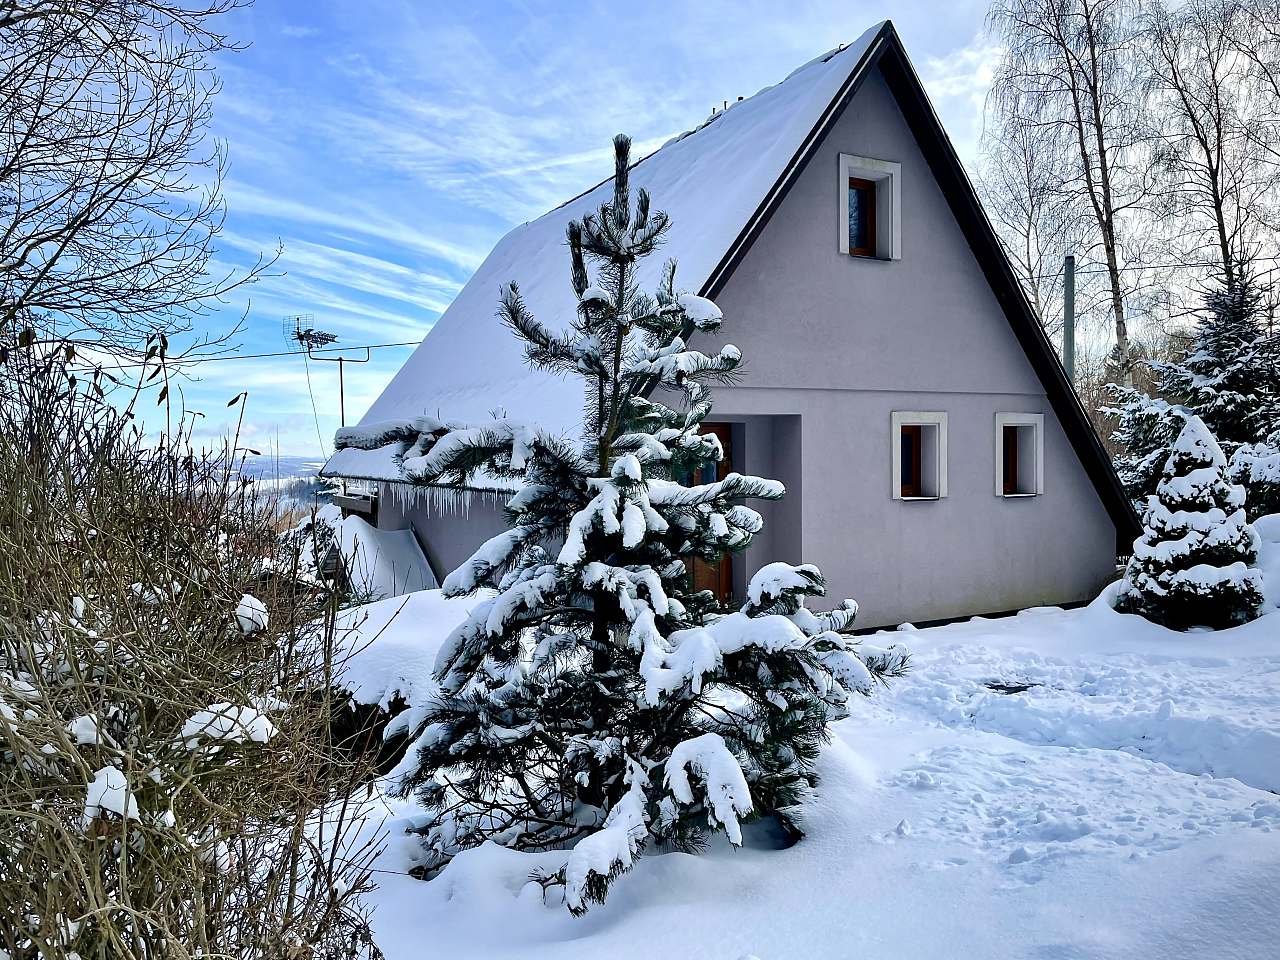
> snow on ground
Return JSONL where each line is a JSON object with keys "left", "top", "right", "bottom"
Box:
{"left": 305, "top": 503, "right": 440, "bottom": 600}
{"left": 336, "top": 513, "right": 439, "bottom": 598}
{"left": 348, "top": 520, "right": 1280, "bottom": 959}
{"left": 336, "top": 588, "right": 485, "bottom": 711}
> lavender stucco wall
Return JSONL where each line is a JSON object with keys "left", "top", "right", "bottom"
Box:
{"left": 375, "top": 485, "right": 510, "bottom": 585}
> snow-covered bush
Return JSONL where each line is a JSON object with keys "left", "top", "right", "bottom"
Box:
{"left": 0, "top": 346, "right": 384, "bottom": 958}
{"left": 1116, "top": 415, "right": 1264, "bottom": 629}
{"left": 394, "top": 136, "right": 907, "bottom": 914}
{"left": 1106, "top": 271, "right": 1280, "bottom": 505}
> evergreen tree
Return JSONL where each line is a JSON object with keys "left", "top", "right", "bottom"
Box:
{"left": 1107, "top": 270, "right": 1280, "bottom": 503}
{"left": 1116, "top": 414, "right": 1264, "bottom": 629}
{"left": 1229, "top": 427, "right": 1280, "bottom": 518}
{"left": 392, "top": 136, "right": 906, "bottom": 914}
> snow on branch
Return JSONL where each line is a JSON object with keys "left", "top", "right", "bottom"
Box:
{"left": 234, "top": 593, "right": 268, "bottom": 634}
{"left": 742, "top": 562, "right": 826, "bottom": 616}
{"left": 403, "top": 419, "right": 540, "bottom": 481}
{"left": 442, "top": 524, "right": 541, "bottom": 596}
{"left": 334, "top": 415, "right": 450, "bottom": 452}
{"left": 82, "top": 765, "right": 139, "bottom": 832}
{"left": 675, "top": 293, "right": 723, "bottom": 331}
{"left": 647, "top": 473, "right": 784, "bottom": 508}
{"left": 564, "top": 759, "right": 650, "bottom": 915}
{"left": 641, "top": 612, "right": 810, "bottom": 705}
{"left": 558, "top": 457, "right": 669, "bottom": 566}
{"left": 179, "top": 703, "right": 278, "bottom": 751}
{"left": 664, "top": 733, "right": 753, "bottom": 845}
{"left": 627, "top": 337, "right": 742, "bottom": 385}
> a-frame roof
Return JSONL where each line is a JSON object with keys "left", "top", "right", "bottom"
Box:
{"left": 325, "top": 21, "right": 1139, "bottom": 542}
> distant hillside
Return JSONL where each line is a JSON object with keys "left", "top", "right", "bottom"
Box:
{"left": 239, "top": 455, "right": 327, "bottom": 481}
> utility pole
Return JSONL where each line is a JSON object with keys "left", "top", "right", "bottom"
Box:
{"left": 310, "top": 346, "right": 370, "bottom": 428}
{"left": 337, "top": 357, "right": 346, "bottom": 426}
{"left": 1063, "top": 254, "right": 1076, "bottom": 386}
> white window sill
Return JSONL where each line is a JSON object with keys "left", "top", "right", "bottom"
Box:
{"left": 1000, "top": 492, "right": 1038, "bottom": 499}
{"left": 899, "top": 496, "right": 943, "bottom": 502}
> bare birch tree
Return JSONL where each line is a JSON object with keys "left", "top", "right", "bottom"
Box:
{"left": 0, "top": 0, "right": 271, "bottom": 359}
{"left": 989, "top": 0, "right": 1150, "bottom": 382}
{"left": 1143, "top": 0, "right": 1280, "bottom": 292}
{"left": 978, "top": 102, "right": 1095, "bottom": 339}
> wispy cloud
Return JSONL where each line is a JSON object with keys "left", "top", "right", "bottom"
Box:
{"left": 220, "top": 180, "right": 490, "bottom": 274}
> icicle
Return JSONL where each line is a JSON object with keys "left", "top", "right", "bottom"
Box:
{"left": 379, "top": 481, "right": 508, "bottom": 518}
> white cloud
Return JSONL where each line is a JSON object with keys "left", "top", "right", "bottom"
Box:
{"left": 917, "top": 35, "right": 1004, "bottom": 168}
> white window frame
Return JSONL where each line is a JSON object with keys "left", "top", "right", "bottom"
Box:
{"left": 994, "top": 412, "right": 1045, "bottom": 497}
{"left": 838, "top": 154, "right": 902, "bottom": 260}
{"left": 891, "top": 411, "right": 947, "bottom": 501}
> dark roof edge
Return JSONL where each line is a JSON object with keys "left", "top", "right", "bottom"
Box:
{"left": 701, "top": 20, "right": 1140, "bottom": 546}
{"left": 700, "top": 27, "right": 889, "bottom": 299}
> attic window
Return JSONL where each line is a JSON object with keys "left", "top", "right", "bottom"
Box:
{"left": 838, "top": 154, "right": 901, "bottom": 260}
{"left": 995, "top": 413, "right": 1044, "bottom": 497}
{"left": 847, "top": 178, "right": 876, "bottom": 257}
{"left": 892, "top": 411, "right": 947, "bottom": 500}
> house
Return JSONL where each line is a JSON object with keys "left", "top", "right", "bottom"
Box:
{"left": 321, "top": 20, "right": 1139, "bottom": 628}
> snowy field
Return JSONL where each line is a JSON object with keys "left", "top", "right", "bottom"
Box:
{"left": 341, "top": 518, "right": 1280, "bottom": 959}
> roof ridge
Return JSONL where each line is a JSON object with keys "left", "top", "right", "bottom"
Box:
{"left": 541, "top": 29, "right": 880, "bottom": 220}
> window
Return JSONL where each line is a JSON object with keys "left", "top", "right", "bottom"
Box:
{"left": 900, "top": 423, "right": 922, "bottom": 496}
{"left": 994, "top": 413, "right": 1044, "bottom": 497}
{"left": 838, "top": 154, "right": 901, "bottom": 260}
{"left": 847, "top": 177, "right": 877, "bottom": 256}
{"left": 891, "top": 411, "right": 947, "bottom": 500}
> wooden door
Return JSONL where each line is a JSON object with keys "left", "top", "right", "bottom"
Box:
{"left": 690, "top": 422, "right": 734, "bottom": 600}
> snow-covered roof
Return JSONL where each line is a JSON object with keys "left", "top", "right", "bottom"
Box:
{"left": 322, "top": 24, "right": 885, "bottom": 482}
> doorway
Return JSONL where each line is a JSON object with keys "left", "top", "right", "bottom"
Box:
{"left": 689, "top": 422, "right": 734, "bottom": 600}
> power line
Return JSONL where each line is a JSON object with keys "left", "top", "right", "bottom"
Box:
{"left": 80, "top": 339, "right": 421, "bottom": 373}
{"left": 301, "top": 350, "right": 328, "bottom": 458}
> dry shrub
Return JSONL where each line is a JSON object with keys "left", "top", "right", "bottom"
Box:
{"left": 0, "top": 345, "right": 384, "bottom": 959}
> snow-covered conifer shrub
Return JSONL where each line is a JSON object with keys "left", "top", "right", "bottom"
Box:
{"left": 1116, "top": 414, "right": 1265, "bottom": 629}
{"left": 393, "top": 136, "right": 907, "bottom": 914}
{"left": 1106, "top": 270, "right": 1280, "bottom": 505}
{"left": 0, "top": 345, "right": 384, "bottom": 958}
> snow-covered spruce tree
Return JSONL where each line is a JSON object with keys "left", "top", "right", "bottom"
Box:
{"left": 1230, "top": 427, "right": 1280, "bottom": 519}
{"left": 1107, "top": 270, "right": 1280, "bottom": 503}
{"left": 394, "top": 135, "right": 906, "bottom": 914}
{"left": 1115, "top": 414, "right": 1264, "bottom": 629}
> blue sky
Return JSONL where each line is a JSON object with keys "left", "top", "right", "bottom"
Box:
{"left": 178, "top": 0, "right": 999, "bottom": 457}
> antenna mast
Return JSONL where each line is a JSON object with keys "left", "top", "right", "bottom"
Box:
{"left": 283, "top": 314, "right": 370, "bottom": 428}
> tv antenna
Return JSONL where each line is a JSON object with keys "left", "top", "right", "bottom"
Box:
{"left": 284, "top": 314, "right": 336, "bottom": 352}
{"left": 283, "top": 314, "right": 370, "bottom": 427}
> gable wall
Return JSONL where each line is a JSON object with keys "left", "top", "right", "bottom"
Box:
{"left": 708, "top": 65, "right": 1118, "bottom": 625}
